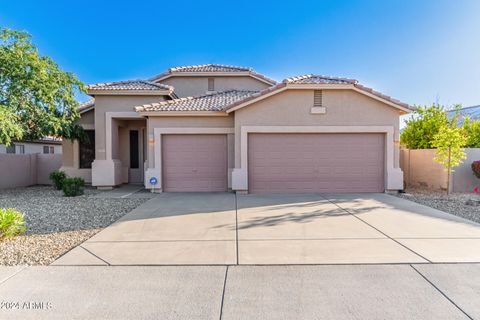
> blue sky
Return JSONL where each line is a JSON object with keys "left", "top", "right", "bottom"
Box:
{"left": 2, "top": 0, "right": 480, "bottom": 107}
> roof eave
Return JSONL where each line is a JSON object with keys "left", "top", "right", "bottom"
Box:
{"left": 87, "top": 89, "right": 173, "bottom": 96}
{"left": 152, "top": 71, "right": 276, "bottom": 85}
{"left": 79, "top": 105, "right": 95, "bottom": 114}
{"left": 135, "top": 110, "right": 229, "bottom": 117}
{"left": 350, "top": 87, "right": 412, "bottom": 113}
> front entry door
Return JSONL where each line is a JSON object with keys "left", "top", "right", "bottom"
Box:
{"left": 128, "top": 129, "right": 144, "bottom": 184}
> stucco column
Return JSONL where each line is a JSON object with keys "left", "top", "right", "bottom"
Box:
{"left": 92, "top": 114, "right": 122, "bottom": 188}
{"left": 144, "top": 127, "right": 162, "bottom": 192}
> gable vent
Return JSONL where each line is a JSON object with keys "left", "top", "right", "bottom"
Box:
{"left": 314, "top": 90, "right": 323, "bottom": 107}
{"left": 208, "top": 78, "right": 215, "bottom": 91}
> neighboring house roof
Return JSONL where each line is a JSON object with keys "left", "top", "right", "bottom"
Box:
{"left": 12, "top": 137, "right": 62, "bottom": 145}
{"left": 87, "top": 80, "right": 173, "bottom": 91}
{"left": 135, "top": 90, "right": 259, "bottom": 113}
{"left": 447, "top": 105, "right": 480, "bottom": 125}
{"left": 224, "top": 74, "right": 412, "bottom": 113}
{"left": 149, "top": 64, "right": 277, "bottom": 85}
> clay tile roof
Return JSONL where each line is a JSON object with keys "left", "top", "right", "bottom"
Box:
{"left": 169, "top": 64, "right": 251, "bottom": 73}
{"left": 149, "top": 64, "right": 277, "bottom": 85}
{"left": 284, "top": 74, "right": 358, "bottom": 84}
{"left": 135, "top": 90, "right": 259, "bottom": 112}
{"left": 87, "top": 80, "right": 173, "bottom": 91}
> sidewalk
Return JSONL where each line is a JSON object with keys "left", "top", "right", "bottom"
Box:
{"left": 0, "top": 264, "right": 477, "bottom": 320}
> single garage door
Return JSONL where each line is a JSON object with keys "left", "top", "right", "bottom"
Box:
{"left": 162, "top": 134, "right": 228, "bottom": 192}
{"left": 248, "top": 133, "right": 385, "bottom": 193}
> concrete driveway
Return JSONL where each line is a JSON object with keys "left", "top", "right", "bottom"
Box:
{"left": 53, "top": 192, "right": 480, "bottom": 265}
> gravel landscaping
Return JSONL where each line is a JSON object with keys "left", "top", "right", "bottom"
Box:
{"left": 0, "top": 186, "right": 148, "bottom": 265}
{"left": 395, "top": 189, "right": 480, "bottom": 224}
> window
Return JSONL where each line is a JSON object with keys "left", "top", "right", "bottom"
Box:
{"left": 314, "top": 90, "right": 323, "bottom": 107}
{"left": 129, "top": 130, "right": 139, "bottom": 169}
{"left": 79, "top": 130, "right": 95, "bottom": 169}
{"left": 6, "top": 145, "right": 15, "bottom": 154}
{"left": 16, "top": 145, "right": 24, "bottom": 154}
{"left": 43, "top": 146, "right": 55, "bottom": 154}
{"left": 208, "top": 78, "right": 215, "bottom": 91}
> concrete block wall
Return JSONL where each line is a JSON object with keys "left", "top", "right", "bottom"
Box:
{"left": 400, "top": 148, "right": 480, "bottom": 193}
{"left": 0, "top": 154, "right": 62, "bottom": 189}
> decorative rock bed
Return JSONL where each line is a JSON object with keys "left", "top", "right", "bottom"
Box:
{"left": 0, "top": 186, "right": 148, "bottom": 265}
{"left": 395, "top": 189, "right": 480, "bottom": 224}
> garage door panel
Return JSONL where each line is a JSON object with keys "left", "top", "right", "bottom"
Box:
{"left": 162, "top": 135, "right": 227, "bottom": 192}
{"left": 248, "top": 133, "right": 384, "bottom": 193}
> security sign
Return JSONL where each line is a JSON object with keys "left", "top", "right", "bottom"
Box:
{"left": 149, "top": 177, "right": 158, "bottom": 185}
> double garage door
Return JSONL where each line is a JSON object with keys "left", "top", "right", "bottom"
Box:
{"left": 248, "top": 133, "right": 385, "bottom": 193}
{"left": 161, "top": 133, "right": 385, "bottom": 193}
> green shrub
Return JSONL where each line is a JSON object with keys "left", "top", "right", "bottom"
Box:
{"left": 49, "top": 170, "right": 67, "bottom": 190}
{"left": 401, "top": 104, "right": 451, "bottom": 149}
{"left": 463, "top": 118, "right": 480, "bottom": 148}
{"left": 0, "top": 208, "right": 26, "bottom": 240}
{"left": 62, "top": 177, "right": 85, "bottom": 197}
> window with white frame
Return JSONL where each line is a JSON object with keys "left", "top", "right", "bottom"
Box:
{"left": 16, "top": 145, "right": 24, "bottom": 154}
{"left": 6, "top": 145, "right": 15, "bottom": 154}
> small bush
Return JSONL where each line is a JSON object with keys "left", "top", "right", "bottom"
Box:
{"left": 472, "top": 161, "right": 480, "bottom": 179}
{"left": 62, "top": 177, "right": 85, "bottom": 197}
{"left": 49, "top": 170, "right": 67, "bottom": 190}
{"left": 0, "top": 208, "right": 26, "bottom": 240}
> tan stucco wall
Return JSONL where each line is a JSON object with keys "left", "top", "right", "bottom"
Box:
{"left": 401, "top": 149, "right": 447, "bottom": 191}
{"left": 146, "top": 115, "right": 234, "bottom": 170}
{"left": 233, "top": 89, "right": 402, "bottom": 168}
{"left": 94, "top": 95, "right": 166, "bottom": 161}
{"left": 62, "top": 95, "right": 161, "bottom": 185}
{"left": 118, "top": 119, "right": 146, "bottom": 183}
{"left": 62, "top": 140, "right": 74, "bottom": 167}
{"left": 148, "top": 116, "right": 233, "bottom": 129}
{"left": 159, "top": 76, "right": 271, "bottom": 97}
{"left": 61, "top": 109, "right": 94, "bottom": 168}
{"left": 79, "top": 109, "right": 95, "bottom": 126}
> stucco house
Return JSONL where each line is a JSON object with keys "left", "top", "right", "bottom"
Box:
{"left": 61, "top": 64, "right": 411, "bottom": 193}
{"left": 0, "top": 137, "right": 62, "bottom": 155}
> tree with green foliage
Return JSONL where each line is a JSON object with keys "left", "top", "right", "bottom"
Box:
{"left": 462, "top": 117, "right": 480, "bottom": 148}
{"left": 432, "top": 126, "right": 468, "bottom": 194}
{"left": 0, "top": 28, "right": 86, "bottom": 146}
{"left": 400, "top": 104, "right": 458, "bottom": 149}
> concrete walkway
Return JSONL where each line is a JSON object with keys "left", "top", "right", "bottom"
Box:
{"left": 92, "top": 184, "right": 157, "bottom": 199}
{"left": 0, "top": 264, "right": 478, "bottom": 319}
{"left": 53, "top": 192, "right": 480, "bottom": 265}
